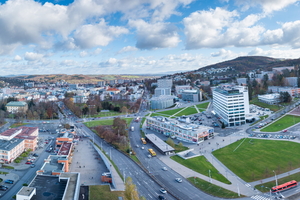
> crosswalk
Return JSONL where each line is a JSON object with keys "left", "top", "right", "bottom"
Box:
{"left": 251, "top": 195, "right": 271, "bottom": 200}
{"left": 245, "top": 183, "right": 252, "bottom": 187}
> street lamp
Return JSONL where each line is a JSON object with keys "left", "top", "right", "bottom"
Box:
{"left": 265, "top": 187, "right": 272, "bottom": 199}
{"left": 208, "top": 169, "right": 212, "bottom": 183}
{"left": 273, "top": 170, "right": 278, "bottom": 186}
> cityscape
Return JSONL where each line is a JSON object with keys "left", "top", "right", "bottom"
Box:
{"left": 1, "top": 0, "right": 300, "bottom": 200}
{"left": 0, "top": 61, "right": 300, "bottom": 200}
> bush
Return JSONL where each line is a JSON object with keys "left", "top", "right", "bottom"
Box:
{"left": 166, "top": 138, "right": 175, "bottom": 147}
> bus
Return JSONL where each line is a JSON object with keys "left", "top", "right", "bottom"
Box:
{"left": 148, "top": 148, "right": 156, "bottom": 156}
{"left": 271, "top": 180, "right": 298, "bottom": 193}
{"left": 141, "top": 138, "right": 147, "bottom": 144}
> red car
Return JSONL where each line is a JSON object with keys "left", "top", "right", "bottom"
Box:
{"left": 282, "top": 129, "right": 288, "bottom": 132}
{"left": 25, "top": 161, "right": 32, "bottom": 164}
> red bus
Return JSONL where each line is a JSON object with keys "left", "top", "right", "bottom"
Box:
{"left": 271, "top": 180, "right": 298, "bottom": 193}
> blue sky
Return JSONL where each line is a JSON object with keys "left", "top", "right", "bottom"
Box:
{"left": 0, "top": 0, "right": 300, "bottom": 76}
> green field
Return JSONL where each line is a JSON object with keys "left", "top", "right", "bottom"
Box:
{"left": 188, "top": 177, "right": 243, "bottom": 198}
{"left": 174, "top": 107, "right": 198, "bottom": 117}
{"left": 196, "top": 102, "right": 210, "bottom": 109}
{"left": 86, "top": 111, "right": 123, "bottom": 118}
{"left": 90, "top": 185, "right": 124, "bottom": 200}
{"left": 84, "top": 118, "right": 133, "bottom": 127}
{"left": 260, "top": 115, "right": 300, "bottom": 132}
{"left": 250, "top": 98, "right": 280, "bottom": 111}
{"left": 171, "top": 155, "right": 231, "bottom": 184}
{"left": 255, "top": 172, "right": 300, "bottom": 192}
{"left": 213, "top": 138, "right": 300, "bottom": 182}
{"left": 156, "top": 107, "right": 184, "bottom": 116}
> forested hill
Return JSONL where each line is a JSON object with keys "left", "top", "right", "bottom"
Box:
{"left": 194, "top": 56, "right": 300, "bottom": 72}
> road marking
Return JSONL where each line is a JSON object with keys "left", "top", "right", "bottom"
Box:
{"left": 245, "top": 183, "right": 252, "bottom": 187}
{"left": 251, "top": 195, "right": 271, "bottom": 200}
{"left": 147, "top": 194, "right": 152, "bottom": 199}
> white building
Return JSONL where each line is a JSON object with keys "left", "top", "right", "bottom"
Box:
{"left": 154, "top": 88, "right": 171, "bottom": 97}
{"left": 258, "top": 93, "right": 280, "bottom": 105}
{"left": 150, "top": 95, "right": 174, "bottom": 110}
{"left": 157, "top": 79, "right": 172, "bottom": 89}
{"left": 212, "top": 85, "right": 249, "bottom": 127}
{"left": 146, "top": 116, "right": 214, "bottom": 143}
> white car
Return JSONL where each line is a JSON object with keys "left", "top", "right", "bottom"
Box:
{"left": 159, "top": 188, "right": 167, "bottom": 194}
{"left": 141, "top": 146, "right": 145, "bottom": 150}
{"left": 147, "top": 154, "right": 152, "bottom": 158}
{"left": 162, "top": 167, "right": 168, "bottom": 171}
{"left": 175, "top": 178, "right": 182, "bottom": 183}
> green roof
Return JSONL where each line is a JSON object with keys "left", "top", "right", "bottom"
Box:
{"left": 6, "top": 101, "right": 27, "bottom": 107}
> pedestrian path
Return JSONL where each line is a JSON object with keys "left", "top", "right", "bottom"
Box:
{"left": 194, "top": 105, "right": 200, "bottom": 113}
{"left": 170, "top": 106, "right": 188, "bottom": 118}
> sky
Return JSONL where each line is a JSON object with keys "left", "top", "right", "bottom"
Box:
{"left": 0, "top": 0, "right": 300, "bottom": 76}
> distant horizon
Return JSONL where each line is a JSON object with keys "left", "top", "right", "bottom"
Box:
{"left": 0, "top": 0, "right": 300, "bottom": 75}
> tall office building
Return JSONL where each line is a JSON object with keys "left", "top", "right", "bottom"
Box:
{"left": 157, "top": 79, "right": 172, "bottom": 89}
{"left": 212, "top": 85, "right": 249, "bottom": 127}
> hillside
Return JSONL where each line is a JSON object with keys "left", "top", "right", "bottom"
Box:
{"left": 14, "top": 74, "right": 159, "bottom": 84}
{"left": 194, "top": 56, "right": 300, "bottom": 73}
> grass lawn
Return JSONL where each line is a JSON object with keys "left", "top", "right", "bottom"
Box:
{"left": 260, "top": 115, "right": 300, "bottom": 132}
{"left": 171, "top": 155, "right": 231, "bottom": 184}
{"left": 84, "top": 118, "right": 133, "bottom": 127}
{"left": 90, "top": 185, "right": 124, "bottom": 200}
{"left": 255, "top": 172, "right": 300, "bottom": 192}
{"left": 156, "top": 107, "right": 184, "bottom": 116}
{"left": 187, "top": 177, "right": 244, "bottom": 198}
{"left": 90, "top": 111, "right": 123, "bottom": 118}
{"left": 174, "top": 144, "right": 189, "bottom": 153}
{"left": 149, "top": 112, "right": 171, "bottom": 118}
{"left": 174, "top": 107, "right": 198, "bottom": 117}
{"left": 10, "top": 123, "right": 28, "bottom": 128}
{"left": 213, "top": 138, "right": 300, "bottom": 182}
{"left": 196, "top": 102, "right": 210, "bottom": 109}
{"left": 250, "top": 98, "right": 281, "bottom": 111}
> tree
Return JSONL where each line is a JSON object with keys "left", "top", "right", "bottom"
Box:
{"left": 124, "top": 177, "right": 140, "bottom": 200}
{"left": 221, "top": 122, "right": 226, "bottom": 129}
{"left": 166, "top": 138, "right": 175, "bottom": 147}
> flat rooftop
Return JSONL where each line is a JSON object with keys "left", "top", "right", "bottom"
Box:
{"left": 29, "top": 175, "right": 67, "bottom": 200}
{"left": 146, "top": 134, "right": 175, "bottom": 152}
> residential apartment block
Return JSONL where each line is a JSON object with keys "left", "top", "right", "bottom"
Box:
{"left": 0, "top": 126, "right": 39, "bottom": 163}
{"left": 212, "top": 85, "right": 249, "bottom": 127}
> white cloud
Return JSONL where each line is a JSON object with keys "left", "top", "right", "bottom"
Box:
{"left": 233, "top": 0, "right": 299, "bottom": 13}
{"left": 247, "top": 47, "right": 300, "bottom": 58}
{"left": 13, "top": 55, "right": 22, "bottom": 61}
{"left": 73, "top": 19, "right": 128, "bottom": 49}
{"left": 211, "top": 49, "right": 235, "bottom": 59}
{"left": 129, "top": 19, "right": 180, "bottom": 49}
{"left": 118, "top": 46, "right": 138, "bottom": 54}
{"left": 79, "top": 51, "right": 88, "bottom": 57}
{"left": 24, "top": 52, "right": 44, "bottom": 61}
{"left": 183, "top": 8, "right": 270, "bottom": 49}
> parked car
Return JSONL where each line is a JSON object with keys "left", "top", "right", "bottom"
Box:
{"left": 4, "top": 179, "right": 14, "bottom": 184}
{"left": 32, "top": 153, "right": 39, "bottom": 157}
{"left": 159, "top": 188, "right": 167, "bottom": 194}
{"left": 31, "top": 164, "right": 36, "bottom": 168}
{"left": 0, "top": 185, "right": 8, "bottom": 191}
{"left": 25, "top": 161, "right": 32, "bottom": 164}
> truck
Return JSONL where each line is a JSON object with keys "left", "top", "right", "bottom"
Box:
{"left": 131, "top": 126, "right": 134, "bottom": 131}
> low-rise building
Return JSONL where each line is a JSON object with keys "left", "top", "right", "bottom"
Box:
{"left": 6, "top": 101, "right": 28, "bottom": 113}
{"left": 146, "top": 116, "right": 214, "bottom": 143}
{"left": 258, "top": 93, "right": 280, "bottom": 105}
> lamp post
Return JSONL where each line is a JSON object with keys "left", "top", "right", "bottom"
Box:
{"left": 265, "top": 187, "right": 272, "bottom": 199}
{"left": 208, "top": 169, "right": 212, "bottom": 183}
{"left": 273, "top": 170, "right": 278, "bottom": 186}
